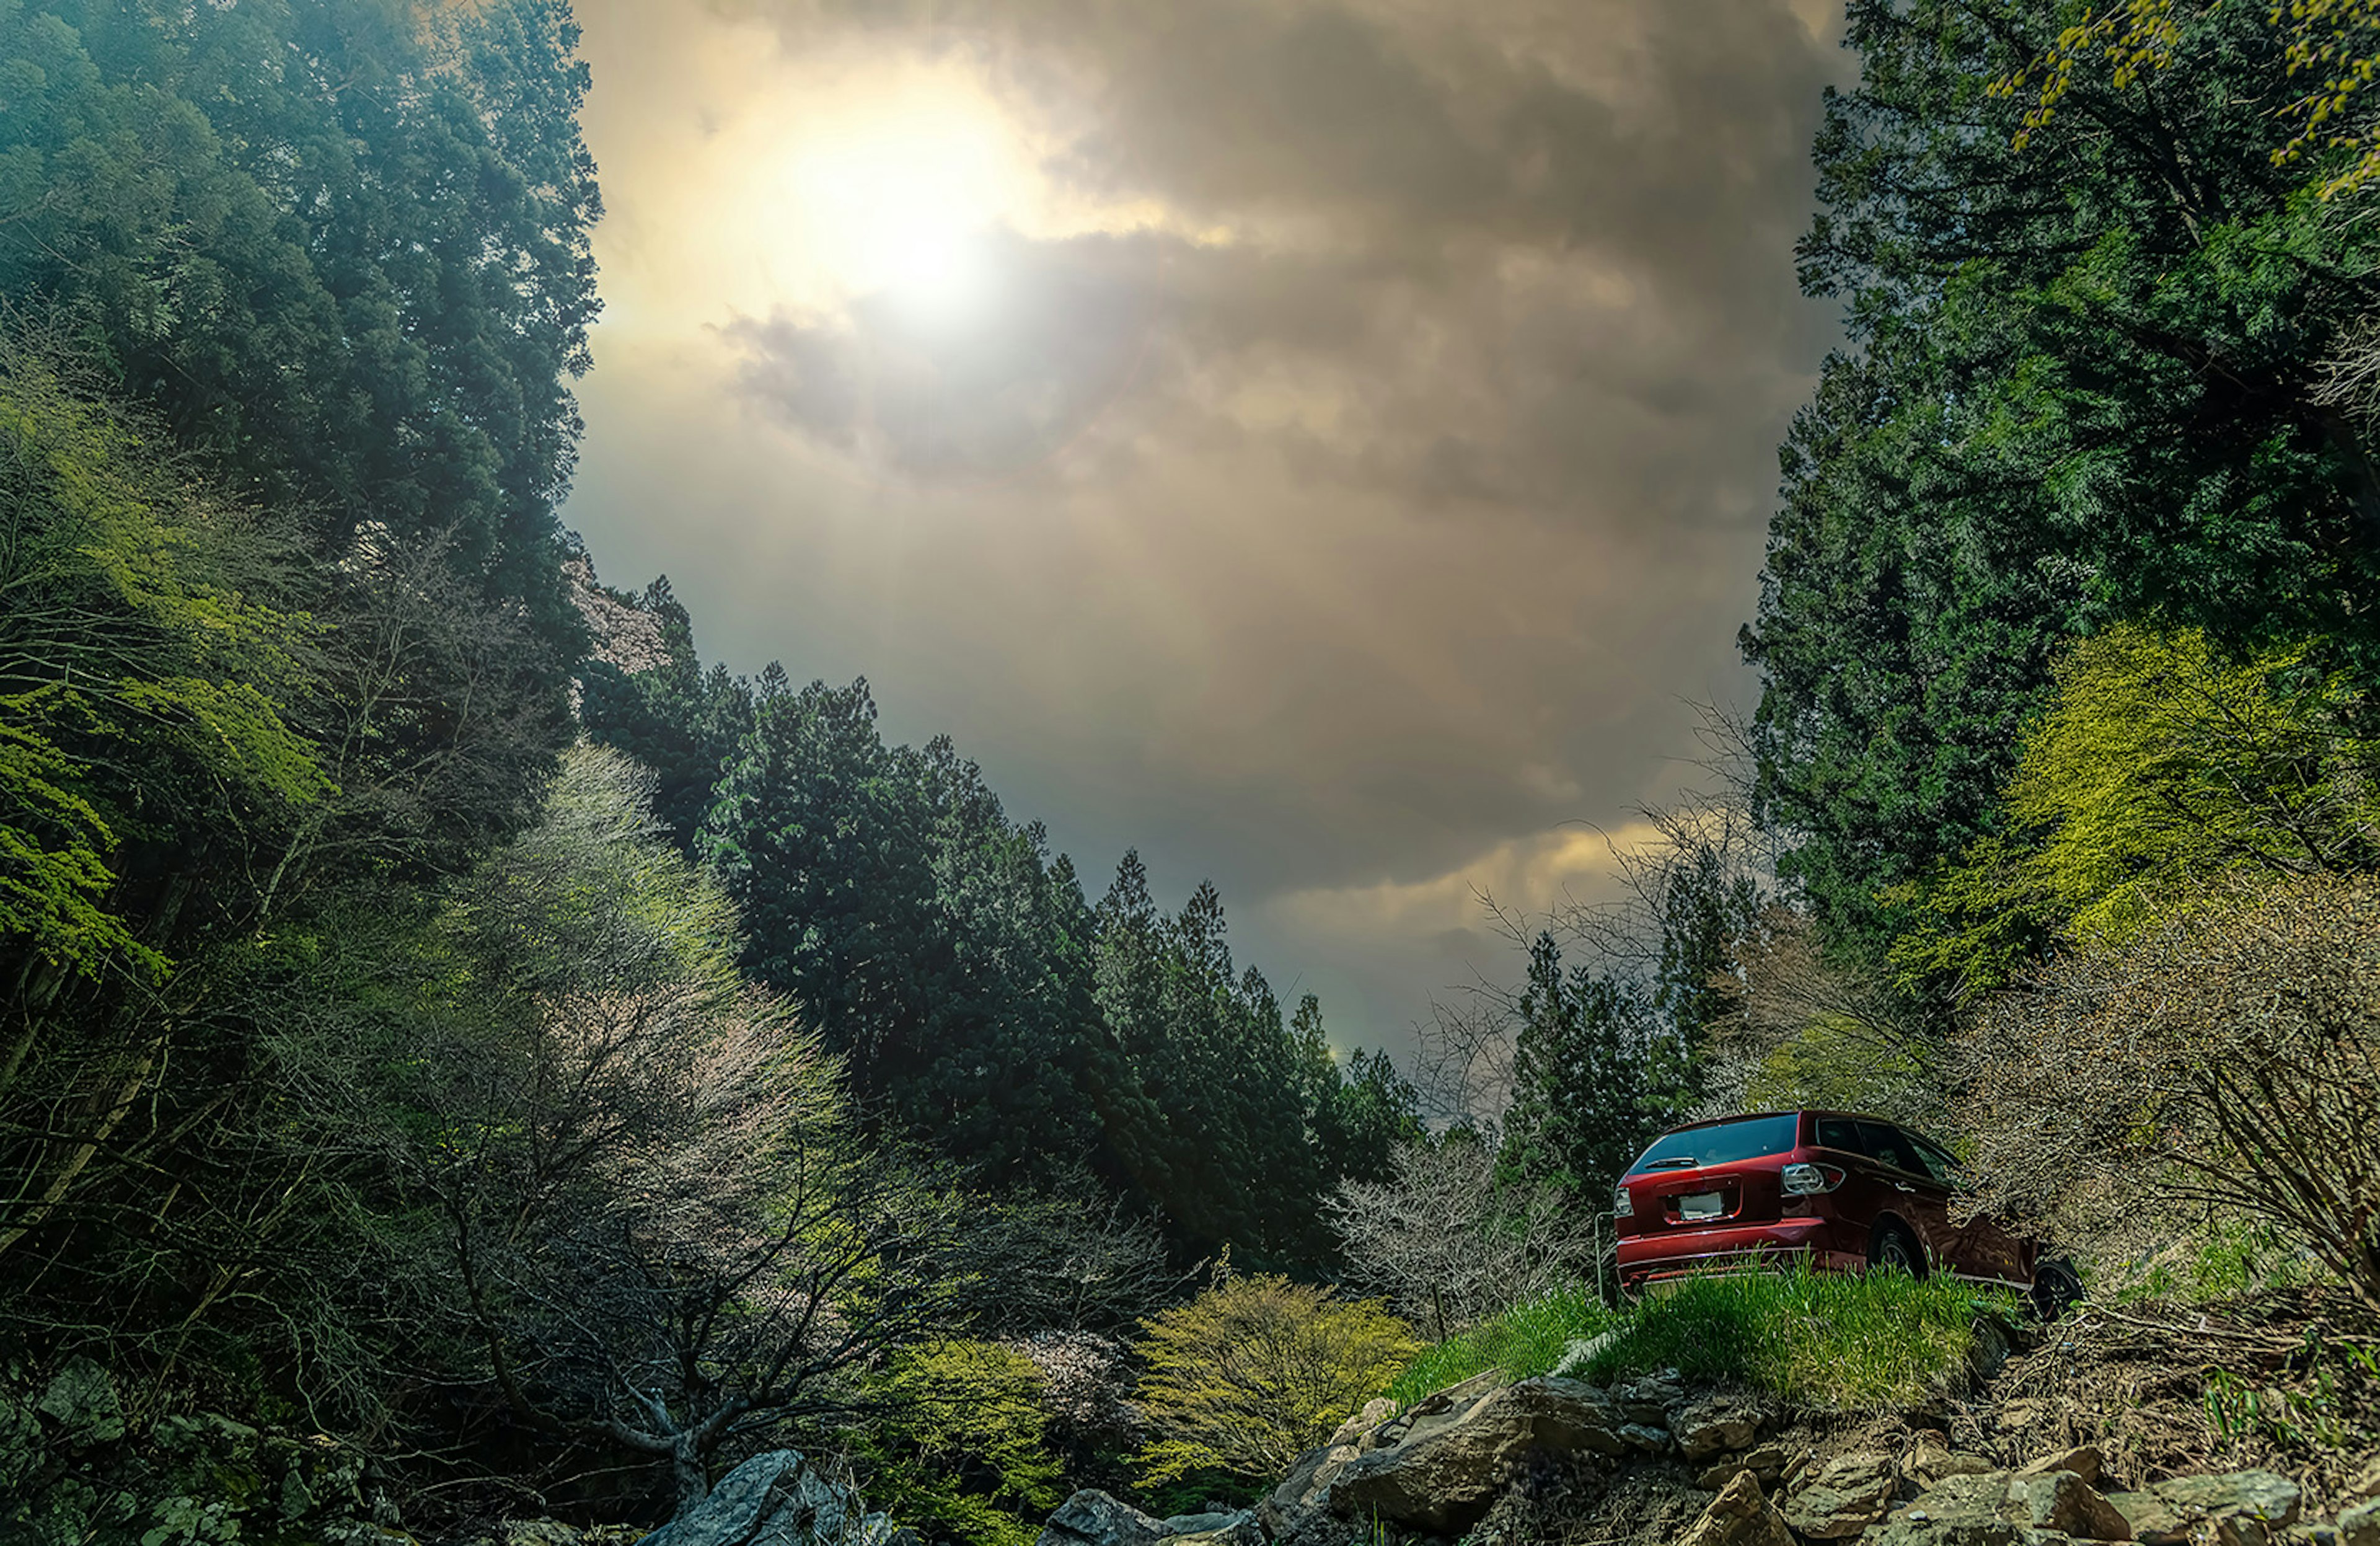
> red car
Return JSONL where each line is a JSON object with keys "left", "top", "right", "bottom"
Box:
{"left": 1614, "top": 1110, "right": 2072, "bottom": 1308}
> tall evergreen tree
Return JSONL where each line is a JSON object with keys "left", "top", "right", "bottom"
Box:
{"left": 1498, "top": 933, "right": 1675, "bottom": 1198}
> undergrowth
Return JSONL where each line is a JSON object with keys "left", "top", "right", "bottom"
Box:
{"left": 1383, "top": 1286, "right": 1611, "bottom": 1407}
{"left": 1582, "top": 1266, "right": 2013, "bottom": 1408}
{"left": 1391, "top": 1267, "right": 2015, "bottom": 1413}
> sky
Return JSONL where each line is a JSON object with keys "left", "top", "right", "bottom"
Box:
{"left": 558, "top": 0, "right": 1853, "bottom": 1058}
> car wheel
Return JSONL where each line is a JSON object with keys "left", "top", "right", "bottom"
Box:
{"left": 2030, "top": 1256, "right": 2085, "bottom": 1321}
{"left": 1871, "top": 1222, "right": 1927, "bottom": 1279}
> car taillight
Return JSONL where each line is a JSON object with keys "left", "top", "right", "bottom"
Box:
{"left": 1781, "top": 1162, "right": 1844, "bottom": 1196}
{"left": 1614, "top": 1182, "right": 1633, "bottom": 1218}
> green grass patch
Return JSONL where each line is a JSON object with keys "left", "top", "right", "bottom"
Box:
{"left": 2107, "top": 1217, "right": 2335, "bottom": 1306}
{"left": 1384, "top": 1286, "right": 1613, "bottom": 1407}
{"left": 1577, "top": 1265, "right": 2016, "bottom": 1410}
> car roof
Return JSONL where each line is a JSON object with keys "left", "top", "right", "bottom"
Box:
{"left": 1651, "top": 1109, "right": 1903, "bottom": 1137}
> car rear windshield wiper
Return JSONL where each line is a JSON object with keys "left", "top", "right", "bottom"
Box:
{"left": 1640, "top": 1157, "right": 1700, "bottom": 1170}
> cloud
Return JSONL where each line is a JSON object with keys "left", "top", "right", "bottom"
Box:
{"left": 563, "top": 0, "right": 1848, "bottom": 1049}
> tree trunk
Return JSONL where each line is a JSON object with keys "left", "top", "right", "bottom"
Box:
{"left": 671, "top": 1433, "right": 710, "bottom": 1518}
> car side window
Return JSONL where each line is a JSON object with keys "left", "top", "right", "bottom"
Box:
{"left": 1854, "top": 1121, "right": 1928, "bottom": 1178}
{"left": 1909, "top": 1136, "right": 1963, "bottom": 1188}
{"left": 1815, "top": 1117, "right": 1864, "bottom": 1154}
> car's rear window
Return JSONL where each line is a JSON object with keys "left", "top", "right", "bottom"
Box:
{"left": 1628, "top": 1113, "right": 1800, "bottom": 1173}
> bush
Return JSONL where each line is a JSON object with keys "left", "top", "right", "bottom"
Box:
{"left": 1957, "top": 875, "right": 2380, "bottom": 1309}
{"left": 1383, "top": 1286, "right": 1611, "bottom": 1406}
{"left": 862, "top": 1340, "right": 1065, "bottom": 1546}
{"left": 1577, "top": 1266, "right": 2008, "bottom": 1409}
{"left": 1132, "top": 1273, "right": 1420, "bottom": 1485}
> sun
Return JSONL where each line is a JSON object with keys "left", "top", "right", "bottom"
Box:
{"left": 778, "top": 95, "right": 1021, "bottom": 324}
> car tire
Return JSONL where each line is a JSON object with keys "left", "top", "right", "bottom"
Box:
{"left": 1871, "top": 1221, "right": 1927, "bottom": 1279}
{"left": 2030, "top": 1256, "right": 2085, "bottom": 1321}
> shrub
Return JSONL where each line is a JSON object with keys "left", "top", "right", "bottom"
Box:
{"left": 1328, "top": 1140, "right": 1602, "bottom": 1340}
{"left": 862, "top": 1339, "right": 1066, "bottom": 1546}
{"left": 1132, "top": 1274, "right": 1420, "bottom": 1485}
{"left": 1957, "top": 875, "right": 2380, "bottom": 1309}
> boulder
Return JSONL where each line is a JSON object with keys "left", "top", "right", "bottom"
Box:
{"left": 1256, "top": 1440, "right": 1359, "bottom": 1539}
{"left": 2008, "top": 1472, "right": 2133, "bottom": 1540}
{"left": 1328, "top": 1398, "right": 1398, "bottom": 1447}
{"left": 1675, "top": 1470, "right": 1797, "bottom": 1546}
{"left": 1670, "top": 1394, "right": 1764, "bottom": 1462}
{"left": 2337, "top": 1497, "right": 2379, "bottom": 1546}
{"left": 640, "top": 1452, "right": 912, "bottom": 1546}
{"left": 2022, "top": 1449, "right": 2108, "bottom": 1487}
{"left": 1869, "top": 1469, "right": 2127, "bottom": 1546}
{"left": 1781, "top": 1452, "right": 1899, "bottom": 1540}
{"left": 1163, "top": 1514, "right": 1261, "bottom": 1546}
{"left": 1906, "top": 1442, "right": 1999, "bottom": 1491}
{"left": 2111, "top": 1471, "right": 2301, "bottom": 1546}
{"left": 1037, "top": 1490, "right": 1170, "bottom": 1546}
{"left": 1327, "top": 1376, "right": 1628, "bottom": 1533}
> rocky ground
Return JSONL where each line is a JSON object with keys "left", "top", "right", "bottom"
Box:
{"left": 1034, "top": 1289, "right": 2380, "bottom": 1546}
{"left": 9, "top": 1291, "right": 2376, "bottom": 1546}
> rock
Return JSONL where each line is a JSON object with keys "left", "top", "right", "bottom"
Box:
{"left": 2022, "top": 1449, "right": 2107, "bottom": 1487}
{"left": 2138, "top": 1471, "right": 2301, "bottom": 1546}
{"left": 1782, "top": 1452, "right": 1900, "bottom": 1540}
{"left": 1036, "top": 1491, "right": 1169, "bottom": 1546}
{"left": 1670, "top": 1394, "right": 1764, "bottom": 1461}
{"left": 35, "top": 1357, "right": 124, "bottom": 1447}
{"left": 1870, "top": 1469, "right": 2126, "bottom": 1546}
{"left": 1619, "top": 1422, "right": 1674, "bottom": 1453}
{"left": 1615, "top": 1371, "right": 1686, "bottom": 1425}
{"left": 2337, "top": 1498, "right": 2379, "bottom": 1546}
{"left": 1699, "top": 1447, "right": 1792, "bottom": 1491}
{"left": 1327, "top": 1375, "right": 1628, "bottom": 1533}
{"left": 1906, "top": 1442, "right": 1999, "bottom": 1491}
{"left": 1256, "top": 1441, "right": 1358, "bottom": 1539}
{"left": 1163, "top": 1514, "right": 1261, "bottom": 1546}
{"left": 2008, "top": 1472, "right": 2133, "bottom": 1540}
{"left": 1677, "top": 1470, "right": 1797, "bottom": 1546}
{"left": 1328, "top": 1398, "right": 1398, "bottom": 1447}
{"left": 640, "top": 1451, "right": 912, "bottom": 1546}
{"left": 2347, "top": 1461, "right": 2380, "bottom": 1507}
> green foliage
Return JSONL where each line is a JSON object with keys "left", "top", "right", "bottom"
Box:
{"left": 0, "top": 333, "right": 320, "bottom": 981}
{"left": 1747, "top": 0, "right": 2380, "bottom": 963}
{"left": 0, "top": 0, "right": 604, "bottom": 637}
{"left": 1382, "top": 1287, "right": 1613, "bottom": 1407}
{"left": 863, "top": 1340, "right": 1065, "bottom": 1546}
{"left": 1497, "top": 932, "right": 1678, "bottom": 1199}
{"left": 1740, "top": 1014, "right": 1929, "bottom": 1119}
{"left": 1133, "top": 1273, "right": 1420, "bottom": 1486}
{"left": 2106, "top": 1217, "right": 2334, "bottom": 1306}
{"left": 1580, "top": 1266, "right": 2011, "bottom": 1410}
{"left": 1895, "top": 625, "right": 2380, "bottom": 989}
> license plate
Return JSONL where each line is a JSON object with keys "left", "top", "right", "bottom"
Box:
{"left": 1680, "top": 1191, "right": 1724, "bottom": 1220}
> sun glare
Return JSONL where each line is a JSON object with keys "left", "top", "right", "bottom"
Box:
{"left": 780, "top": 99, "right": 1018, "bottom": 324}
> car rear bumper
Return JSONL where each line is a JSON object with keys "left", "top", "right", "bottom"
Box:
{"left": 1617, "top": 1218, "right": 1867, "bottom": 1288}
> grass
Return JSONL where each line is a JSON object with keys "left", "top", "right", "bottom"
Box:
{"left": 2107, "top": 1217, "right": 2335, "bottom": 1306}
{"left": 1389, "top": 1266, "right": 2016, "bottom": 1413}
{"left": 1383, "top": 1286, "right": 1613, "bottom": 1407}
